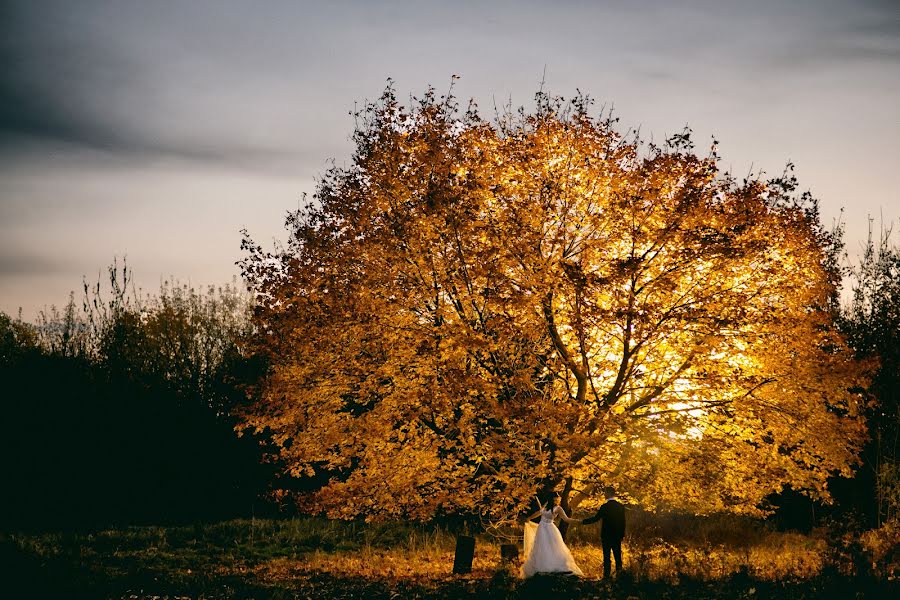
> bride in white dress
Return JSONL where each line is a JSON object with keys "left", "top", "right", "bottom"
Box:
{"left": 521, "top": 493, "right": 584, "bottom": 578}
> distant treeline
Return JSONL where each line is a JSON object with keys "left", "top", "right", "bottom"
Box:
{"left": 1, "top": 220, "right": 898, "bottom": 531}
{"left": 838, "top": 224, "right": 900, "bottom": 529}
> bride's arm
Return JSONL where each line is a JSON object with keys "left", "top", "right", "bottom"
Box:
{"left": 554, "top": 505, "right": 582, "bottom": 524}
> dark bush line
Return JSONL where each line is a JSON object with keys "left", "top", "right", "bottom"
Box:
{"left": 0, "top": 345, "right": 275, "bottom": 531}
{"left": 0, "top": 270, "right": 278, "bottom": 531}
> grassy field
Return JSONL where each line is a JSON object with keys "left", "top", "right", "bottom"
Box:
{"left": 3, "top": 516, "right": 897, "bottom": 599}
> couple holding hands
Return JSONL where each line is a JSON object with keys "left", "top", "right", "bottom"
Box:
{"left": 521, "top": 486, "right": 625, "bottom": 579}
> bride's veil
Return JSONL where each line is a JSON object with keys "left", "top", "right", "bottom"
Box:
{"left": 523, "top": 521, "right": 538, "bottom": 559}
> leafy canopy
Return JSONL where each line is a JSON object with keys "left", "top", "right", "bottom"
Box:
{"left": 239, "top": 84, "right": 867, "bottom": 521}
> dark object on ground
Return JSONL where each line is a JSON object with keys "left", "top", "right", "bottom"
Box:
{"left": 453, "top": 535, "right": 476, "bottom": 574}
{"left": 500, "top": 543, "right": 519, "bottom": 563}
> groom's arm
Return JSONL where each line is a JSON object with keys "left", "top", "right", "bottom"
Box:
{"left": 581, "top": 505, "right": 605, "bottom": 525}
{"left": 581, "top": 514, "right": 599, "bottom": 525}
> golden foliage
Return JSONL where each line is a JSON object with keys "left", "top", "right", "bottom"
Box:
{"left": 239, "top": 86, "right": 868, "bottom": 520}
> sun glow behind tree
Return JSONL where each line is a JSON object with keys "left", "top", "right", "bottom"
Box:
{"left": 239, "top": 84, "right": 868, "bottom": 521}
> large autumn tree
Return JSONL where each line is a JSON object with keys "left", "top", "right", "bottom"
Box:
{"left": 239, "top": 85, "right": 867, "bottom": 522}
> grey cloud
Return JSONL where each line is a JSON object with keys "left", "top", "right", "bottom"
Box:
{"left": 840, "top": 41, "right": 900, "bottom": 62}
{"left": 0, "top": 1, "right": 327, "bottom": 173}
{"left": 1, "top": 5, "right": 141, "bottom": 151}
{"left": 0, "top": 251, "right": 74, "bottom": 276}
{"left": 759, "top": 0, "right": 900, "bottom": 70}
{"left": 0, "top": 60, "right": 313, "bottom": 173}
{"left": 850, "top": 17, "right": 900, "bottom": 38}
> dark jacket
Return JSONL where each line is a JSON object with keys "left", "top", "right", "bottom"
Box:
{"left": 582, "top": 498, "right": 626, "bottom": 541}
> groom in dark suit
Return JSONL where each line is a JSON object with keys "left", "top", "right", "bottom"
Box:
{"left": 581, "top": 486, "right": 626, "bottom": 579}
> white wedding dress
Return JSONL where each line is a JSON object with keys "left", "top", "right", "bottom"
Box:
{"left": 521, "top": 505, "right": 584, "bottom": 577}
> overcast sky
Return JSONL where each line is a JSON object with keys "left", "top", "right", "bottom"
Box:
{"left": 1, "top": 0, "right": 898, "bottom": 319}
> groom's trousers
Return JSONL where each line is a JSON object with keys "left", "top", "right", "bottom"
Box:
{"left": 602, "top": 538, "right": 623, "bottom": 578}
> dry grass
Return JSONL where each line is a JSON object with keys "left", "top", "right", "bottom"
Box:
{"left": 245, "top": 528, "right": 827, "bottom": 584}
{"left": 3, "top": 515, "right": 896, "bottom": 598}
{"left": 576, "top": 534, "right": 825, "bottom": 581}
